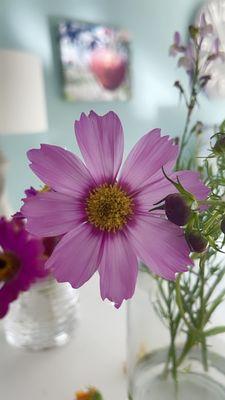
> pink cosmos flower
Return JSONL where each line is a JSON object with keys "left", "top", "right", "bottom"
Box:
{"left": 21, "top": 111, "right": 209, "bottom": 307}
{"left": 16, "top": 186, "right": 60, "bottom": 261}
{"left": 0, "top": 217, "right": 45, "bottom": 318}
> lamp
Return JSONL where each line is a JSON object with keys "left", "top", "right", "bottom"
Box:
{"left": 0, "top": 49, "right": 48, "bottom": 215}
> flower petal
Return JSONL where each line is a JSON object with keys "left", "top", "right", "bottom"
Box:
{"left": 173, "top": 170, "right": 210, "bottom": 199}
{"left": 127, "top": 214, "right": 192, "bottom": 280}
{"left": 46, "top": 223, "right": 103, "bottom": 288}
{"left": 135, "top": 170, "right": 210, "bottom": 211}
{"left": 28, "top": 144, "right": 95, "bottom": 197}
{"left": 99, "top": 232, "right": 138, "bottom": 308}
{"left": 21, "top": 191, "right": 85, "bottom": 236}
{"left": 75, "top": 111, "right": 124, "bottom": 184}
{"left": 119, "top": 129, "right": 178, "bottom": 194}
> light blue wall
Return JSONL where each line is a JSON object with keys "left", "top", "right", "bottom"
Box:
{"left": 0, "top": 0, "right": 225, "bottom": 212}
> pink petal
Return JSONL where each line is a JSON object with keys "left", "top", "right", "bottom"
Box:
{"left": 119, "top": 129, "right": 178, "bottom": 194}
{"left": 46, "top": 223, "right": 103, "bottom": 288}
{"left": 172, "top": 170, "right": 210, "bottom": 200}
{"left": 99, "top": 232, "right": 138, "bottom": 308}
{"left": 28, "top": 144, "right": 95, "bottom": 197}
{"left": 136, "top": 170, "right": 210, "bottom": 211}
{"left": 21, "top": 191, "right": 85, "bottom": 236}
{"left": 75, "top": 111, "right": 124, "bottom": 184}
{"left": 127, "top": 213, "right": 192, "bottom": 280}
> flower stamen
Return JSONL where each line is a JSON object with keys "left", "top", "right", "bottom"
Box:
{"left": 0, "top": 252, "right": 20, "bottom": 282}
{"left": 86, "top": 184, "right": 133, "bottom": 232}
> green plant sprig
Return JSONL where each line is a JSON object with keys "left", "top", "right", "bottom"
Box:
{"left": 152, "top": 23, "right": 225, "bottom": 382}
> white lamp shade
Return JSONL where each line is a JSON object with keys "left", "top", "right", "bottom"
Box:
{"left": 0, "top": 49, "right": 48, "bottom": 134}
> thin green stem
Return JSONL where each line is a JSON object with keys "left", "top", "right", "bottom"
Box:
{"left": 176, "top": 334, "right": 195, "bottom": 367}
{"left": 176, "top": 41, "right": 201, "bottom": 169}
{"left": 199, "top": 257, "right": 209, "bottom": 371}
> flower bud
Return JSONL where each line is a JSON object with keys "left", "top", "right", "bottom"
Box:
{"left": 189, "top": 25, "right": 199, "bottom": 39}
{"left": 213, "top": 135, "right": 225, "bottom": 155}
{"left": 185, "top": 231, "right": 208, "bottom": 253}
{"left": 199, "top": 74, "right": 211, "bottom": 88}
{"left": 165, "top": 193, "right": 191, "bottom": 226}
{"left": 221, "top": 217, "right": 225, "bottom": 234}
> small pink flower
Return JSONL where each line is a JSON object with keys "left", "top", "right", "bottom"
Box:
{"left": 21, "top": 111, "right": 209, "bottom": 307}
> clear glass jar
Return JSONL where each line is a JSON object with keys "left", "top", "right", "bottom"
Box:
{"left": 127, "top": 266, "right": 225, "bottom": 400}
{"left": 3, "top": 276, "right": 79, "bottom": 350}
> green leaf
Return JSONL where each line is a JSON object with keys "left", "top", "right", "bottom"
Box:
{"left": 204, "top": 326, "right": 225, "bottom": 337}
{"left": 220, "top": 120, "right": 225, "bottom": 133}
{"left": 93, "top": 393, "right": 104, "bottom": 400}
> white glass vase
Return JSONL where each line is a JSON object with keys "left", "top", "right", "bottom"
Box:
{"left": 3, "top": 276, "right": 79, "bottom": 350}
{"left": 127, "top": 267, "right": 225, "bottom": 400}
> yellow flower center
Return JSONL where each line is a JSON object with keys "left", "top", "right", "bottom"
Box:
{"left": 0, "top": 252, "right": 20, "bottom": 282}
{"left": 86, "top": 184, "right": 133, "bottom": 232}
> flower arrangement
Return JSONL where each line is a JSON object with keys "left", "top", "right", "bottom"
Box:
{"left": 147, "top": 15, "right": 225, "bottom": 382}
{"left": 18, "top": 13, "right": 225, "bottom": 390}
{"left": 2, "top": 8, "right": 225, "bottom": 397}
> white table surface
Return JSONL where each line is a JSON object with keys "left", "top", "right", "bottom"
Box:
{"left": 0, "top": 275, "right": 127, "bottom": 400}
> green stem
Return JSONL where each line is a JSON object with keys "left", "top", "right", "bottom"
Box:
{"left": 201, "top": 336, "right": 208, "bottom": 372}
{"left": 176, "top": 334, "right": 196, "bottom": 367}
{"left": 205, "top": 267, "right": 225, "bottom": 303}
{"left": 205, "top": 288, "right": 225, "bottom": 323}
{"left": 176, "top": 41, "right": 201, "bottom": 170}
{"left": 175, "top": 275, "right": 195, "bottom": 331}
{"left": 176, "top": 108, "right": 193, "bottom": 169}
{"left": 199, "top": 257, "right": 209, "bottom": 371}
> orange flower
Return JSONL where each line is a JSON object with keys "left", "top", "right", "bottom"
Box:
{"left": 75, "top": 388, "right": 102, "bottom": 400}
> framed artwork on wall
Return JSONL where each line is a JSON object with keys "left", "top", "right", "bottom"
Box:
{"left": 58, "top": 19, "right": 131, "bottom": 101}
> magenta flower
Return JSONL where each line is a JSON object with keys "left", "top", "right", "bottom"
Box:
{"left": 21, "top": 111, "right": 209, "bottom": 307}
{"left": 0, "top": 217, "right": 45, "bottom": 318}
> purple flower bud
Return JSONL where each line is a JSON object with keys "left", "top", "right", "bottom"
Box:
{"left": 185, "top": 231, "right": 208, "bottom": 253}
{"left": 169, "top": 32, "right": 186, "bottom": 57}
{"left": 199, "top": 74, "right": 211, "bottom": 88}
{"left": 221, "top": 218, "right": 225, "bottom": 234}
{"left": 174, "top": 80, "right": 184, "bottom": 93}
{"left": 200, "top": 13, "right": 208, "bottom": 30}
{"left": 165, "top": 194, "right": 191, "bottom": 226}
{"left": 174, "top": 31, "right": 181, "bottom": 46}
{"left": 199, "top": 15, "right": 213, "bottom": 37}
